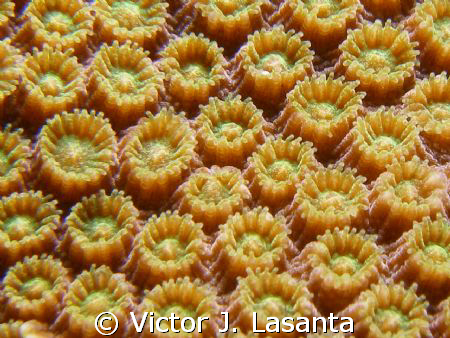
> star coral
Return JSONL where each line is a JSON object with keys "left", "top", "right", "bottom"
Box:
{"left": 118, "top": 108, "right": 200, "bottom": 209}
{"left": 87, "top": 41, "right": 164, "bottom": 130}
{"left": 33, "top": 110, "right": 117, "bottom": 204}
{"left": 0, "top": 191, "right": 60, "bottom": 267}
{"left": 122, "top": 211, "right": 210, "bottom": 287}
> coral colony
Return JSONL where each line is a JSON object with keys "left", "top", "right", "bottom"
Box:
{"left": 0, "top": 0, "right": 449, "bottom": 337}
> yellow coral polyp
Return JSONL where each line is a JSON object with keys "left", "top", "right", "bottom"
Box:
{"left": 0, "top": 191, "right": 61, "bottom": 267}
{"left": 212, "top": 207, "right": 295, "bottom": 292}
{"left": 0, "top": 0, "right": 13, "bottom": 34}
{"left": 118, "top": 108, "right": 200, "bottom": 209}
{"left": 194, "top": 95, "right": 269, "bottom": 168}
{"left": 14, "top": 0, "right": 93, "bottom": 57}
{"left": 87, "top": 41, "right": 164, "bottom": 130}
{"left": 159, "top": 33, "right": 228, "bottom": 112}
{"left": 336, "top": 108, "right": 427, "bottom": 181}
{"left": 93, "top": 0, "right": 169, "bottom": 52}
{"left": 336, "top": 20, "right": 418, "bottom": 103}
{"left": 275, "top": 74, "right": 365, "bottom": 157}
{"left": 122, "top": 211, "right": 210, "bottom": 287}
{"left": 387, "top": 216, "right": 450, "bottom": 301}
{"left": 407, "top": 0, "right": 450, "bottom": 72}
{"left": 20, "top": 46, "right": 86, "bottom": 126}
{"left": 34, "top": 110, "right": 117, "bottom": 203}
{"left": 272, "top": 0, "right": 363, "bottom": 52}
{"left": 339, "top": 282, "right": 431, "bottom": 337}
{"left": 0, "top": 40, "right": 20, "bottom": 118}
{"left": 1, "top": 255, "right": 70, "bottom": 323}
{"left": 233, "top": 25, "right": 314, "bottom": 108}
{"left": 291, "top": 227, "right": 385, "bottom": 312}
{"left": 432, "top": 297, "right": 450, "bottom": 337}
{"left": 173, "top": 166, "right": 252, "bottom": 234}
{"left": 370, "top": 157, "right": 450, "bottom": 241}
{"left": 59, "top": 190, "right": 139, "bottom": 270}
{"left": 285, "top": 165, "right": 370, "bottom": 246}
{"left": 0, "top": 126, "right": 31, "bottom": 196}
{"left": 243, "top": 135, "right": 319, "bottom": 211}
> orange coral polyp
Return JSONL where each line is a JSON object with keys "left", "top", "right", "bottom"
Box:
{"left": 243, "top": 135, "right": 319, "bottom": 211}
{"left": 59, "top": 190, "right": 140, "bottom": 270}
{"left": 361, "top": 0, "right": 415, "bottom": 19}
{"left": 432, "top": 296, "right": 450, "bottom": 337}
{"left": 87, "top": 41, "right": 164, "bottom": 130}
{"left": 1, "top": 255, "right": 70, "bottom": 323}
{"left": 0, "top": 39, "right": 19, "bottom": 118}
{"left": 118, "top": 108, "right": 200, "bottom": 209}
{"left": 122, "top": 211, "right": 210, "bottom": 287}
{"left": 0, "top": 191, "right": 61, "bottom": 267}
{"left": 194, "top": 95, "right": 268, "bottom": 168}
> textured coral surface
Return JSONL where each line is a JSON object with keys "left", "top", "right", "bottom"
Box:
{"left": 0, "top": 0, "right": 449, "bottom": 336}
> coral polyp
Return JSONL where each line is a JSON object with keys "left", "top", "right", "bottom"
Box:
{"left": 123, "top": 211, "right": 210, "bottom": 287}
{"left": 0, "top": 126, "right": 31, "bottom": 196}
{"left": 233, "top": 25, "right": 314, "bottom": 108}
{"left": 336, "top": 20, "right": 418, "bottom": 103}
{"left": 432, "top": 296, "right": 450, "bottom": 338}
{"left": 227, "top": 270, "right": 319, "bottom": 334}
{"left": 336, "top": 108, "right": 427, "bottom": 181}
{"left": 275, "top": 74, "right": 365, "bottom": 157}
{"left": 173, "top": 166, "right": 251, "bottom": 234}
{"left": 34, "top": 110, "right": 117, "bottom": 203}
{"left": 361, "top": 0, "right": 415, "bottom": 19}
{"left": 0, "top": 0, "right": 13, "bottom": 34}
{"left": 243, "top": 135, "right": 319, "bottom": 211}
{"left": 0, "top": 40, "right": 20, "bottom": 118}
{"left": 92, "top": 0, "right": 169, "bottom": 53}
{"left": 407, "top": 0, "right": 450, "bottom": 72}
{"left": 159, "top": 33, "right": 228, "bottom": 112}
{"left": 1, "top": 255, "right": 70, "bottom": 323}
{"left": 118, "top": 109, "right": 200, "bottom": 209}
{"left": 0, "top": 320, "right": 21, "bottom": 338}
{"left": 387, "top": 216, "right": 450, "bottom": 301}
{"left": 129, "top": 278, "right": 221, "bottom": 337}
{"left": 19, "top": 46, "right": 86, "bottom": 126}
{"left": 272, "top": 0, "right": 363, "bottom": 52}
{"left": 53, "top": 266, "right": 135, "bottom": 337}
{"left": 340, "top": 282, "right": 431, "bottom": 337}
{"left": 194, "top": 95, "right": 268, "bottom": 168}
{"left": 0, "top": 191, "right": 60, "bottom": 267}
{"left": 291, "top": 227, "right": 385, "bottom": 312}
{"left": 14, "top": 0, "right": 93, "bottom": 57}
{"left": 211, "top": 207, "right": 295, "bottom": 292}
{"left": 285, "top": 165, "right": 370, "bottom": 246}
{"left": 59, "top": 190, "right": 140, "bottom": 270}
{"left": 370, "top": 157, "right": 449, "bottom": 241}
{"left": 87, "top": 41, "right": 164, "bottom": 129}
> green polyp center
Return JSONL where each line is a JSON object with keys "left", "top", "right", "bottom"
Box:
{"left": 55, "top": 136, "right": 93, "bottom": 172}
{"left": 0, "top": 150, "right": 10, "bottom": 175}
{"left": 330, "top": 254, "right": 361, "bottom": 275}
{"left": 82, "top": 291, "right": 115, "bottom": 316}
{"left": 214, "top": 122, "right": 244, "bottom": 141}
{"left": 255, "top": 295, "right": 291, "bottom": 317}
{"left": 20, "top": 277, "right": 53, "bottom": 300}
{"left": 182, "top": 63, "right": 209, "bottom": 79}
{"left": 162, "top": 305, "right": 195, "bottom": 319}
{"left": 214, "top": 0, "right": 244, "bottom": 15}
{"left": 372, "top": 135, "right": 399, "bottom": 152}
{"left": 307, "top": 102, "right": 340, "bottom": 120}
{"left": 154, "top": 238, "right": 186, "bottom": 261}
{"left": 318, "top": 191, "right": 346, "bottom": 210}
{"left": 43, "top": 11, "right": 73, "bottom": 35}
{"left": 375, "top": 307, "right": 409, "bottom": 333}
{"left": 199, "top": 179, "right": 229, "bottom": 203}
{"left": 39, "top": 73, "right": 65, "bottom": 96}
{"left": 83, "top": 217, "right": 118, "bottom": 241}
{"left": 111, "top": 1, "right": 142, "bottom": 28}
{"left": 434, "top": 18, "right": 450, "bottom": 39}
{"left": 424, "top": 244, "right": 448, "bottom": 263}
{"left": 111, "top": 70, "right": 137, "bottom": 94}
{"left": 259, "top": 53, "right": 290, "bottom": 73}
{"left": 237, "top": 233, "right": 270, "bottom": 257}
{"left": 395, "top": 181, "right": 419, "bottom": 203}
{"left": 2, "top": 215, "right": 38, "bottom": 240}
{"left": 268, "top": 160, "right": 297, "bottom": 181}
{"left": 429, "top": 103, "right": 450, "bottom": 122}
{"left": 306, "top": 0, "right": 340, "bottom": 18}
{"left": 141, "top": 140, "right": 173, "bottom": 169}
{"left": 361, "top": 49, "right": 395, "bottom": 71}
